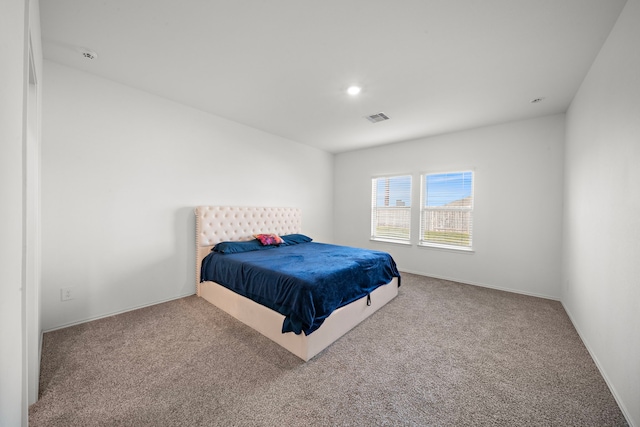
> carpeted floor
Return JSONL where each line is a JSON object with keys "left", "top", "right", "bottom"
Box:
{"left": 29, "top": 273, "right": 628, "bottom": 426}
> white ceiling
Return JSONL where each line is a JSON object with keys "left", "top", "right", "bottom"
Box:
{"left": 40, "top": 0, "right": 627, "bottom": 153}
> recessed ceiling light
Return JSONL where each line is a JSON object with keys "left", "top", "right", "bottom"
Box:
{"left": 347, "top": 86, "right": 362, "bottom": 96}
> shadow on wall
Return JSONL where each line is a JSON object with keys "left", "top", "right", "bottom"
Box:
{"left": 105, "top": 206, "right": 197, "bottom": 303}
{"left": 176, "top": 206, "right": 197, "bottom": 295}
{"left": 84, "top": 206, "right": 198, "bottom": 321}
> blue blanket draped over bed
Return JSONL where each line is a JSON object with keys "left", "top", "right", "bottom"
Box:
{"left": 200, "top": 242, "right": 400, "bottom": 335}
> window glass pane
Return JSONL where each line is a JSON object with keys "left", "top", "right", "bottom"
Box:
{"left": 421, "top": 171, "right": 473, "bottom": 249}
{"left": 375, "top": 176, "right": 411, "bottom": 208}
{"left": 371, "top": 175, "right": 411, "bottom": 242}
{"left": 425, "top": 172, "right": 473, "bottom": 207}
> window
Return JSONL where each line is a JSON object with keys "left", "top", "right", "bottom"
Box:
{"left": 420, "top": 171, "right": 474, "bottom": 250}
{"left": 371, "top": 175, "right": 412, "bottom": 243}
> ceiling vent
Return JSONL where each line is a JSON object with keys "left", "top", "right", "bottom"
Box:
{"left": 365, "top": 112, "right": 390, "bottom": 123}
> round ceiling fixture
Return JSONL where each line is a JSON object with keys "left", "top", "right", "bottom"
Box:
{"left": 78, "top": 47, "right": 98, "bottom": 60}
{"left": 347, "top": 86, "right": 362, "bottom": 96}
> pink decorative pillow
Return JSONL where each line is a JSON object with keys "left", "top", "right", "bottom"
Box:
{"left": 254, "top": 233, "right": 284, "bottom": 246}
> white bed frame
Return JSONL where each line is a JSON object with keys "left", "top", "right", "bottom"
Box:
{"left": 195, "top": 206, "right": 399, "bottom": 361}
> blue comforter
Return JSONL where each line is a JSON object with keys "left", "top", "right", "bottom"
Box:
{"left": 200, "top": 242, "right": 400, "bottom": 335}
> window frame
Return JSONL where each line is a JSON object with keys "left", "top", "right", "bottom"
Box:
{"left": 419, "top": 170, "right": 475, "bottom": 252}
{"left": 370, "top": 174, "right": 412, "bottom": 245}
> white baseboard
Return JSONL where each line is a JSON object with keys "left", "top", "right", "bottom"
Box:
{"left": 398, "top": 268, "right": 632, "bottom": 425}
{"left": 42, "top": 291, "right": 196, "bottom": 333}
{"left": 561, "top": 302, "right": 635, "bottom": 427}
{"left": 398, "top": 268, "right": 560, "bottom": 301}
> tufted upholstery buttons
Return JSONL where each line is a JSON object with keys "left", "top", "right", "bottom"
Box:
{"left": 195, "top": 206, "right": 302, "bottom": 247}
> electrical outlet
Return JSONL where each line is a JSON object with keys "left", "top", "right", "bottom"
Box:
{"left": 60, "top": 287, "right": 75, "bottom": 301}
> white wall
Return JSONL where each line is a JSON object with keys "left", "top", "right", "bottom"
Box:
{"left": 562, "top": 0, "right": 640, "bottom": 425}
{"left": 41, "top": 61, "right": 334, "bottom": 331}
{"left": 1, "top": 0, "right": 43, "bottom": 425}
{"left": 25, "top": 0, "right": 44, "bottom": 408}
{"left": 0, "top": 1, "right": 27, "bottom": 424}
{"left": 334, "top": 114, "right": 565, "bottom": 299}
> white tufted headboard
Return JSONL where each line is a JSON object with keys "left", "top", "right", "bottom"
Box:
{"left": 194, "top": 206, "right": 302, "bottom": 295}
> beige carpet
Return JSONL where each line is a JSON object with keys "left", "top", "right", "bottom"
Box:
{"left": 29, "top": 273, "right": 628, "bottom": 426}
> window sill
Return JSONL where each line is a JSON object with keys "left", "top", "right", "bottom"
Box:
{"left": 418, "top": 242, "right": 475, "bottom": 253}
{"left": 370, "top": 238, "right": 412, "bottom": 246}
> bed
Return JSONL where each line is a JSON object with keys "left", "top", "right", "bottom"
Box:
{"left": 195, "top": 206, "right": 400, "bottom": 361}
